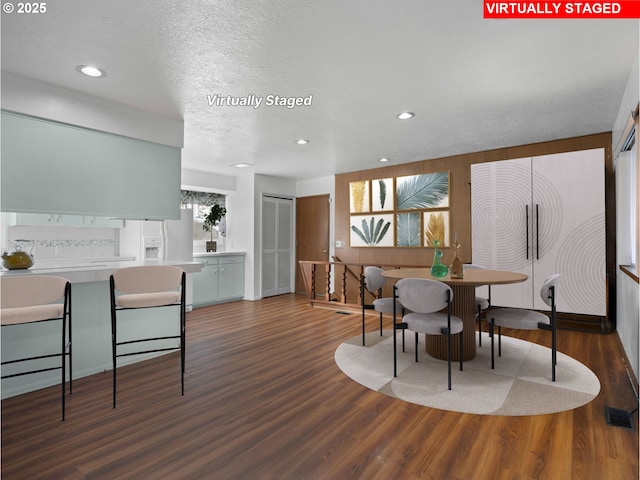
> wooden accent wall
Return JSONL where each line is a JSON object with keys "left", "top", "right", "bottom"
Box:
{"left": 335, "top": 132, "right": 615, "bottom": 328}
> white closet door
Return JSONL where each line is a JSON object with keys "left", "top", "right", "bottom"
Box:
{"left": 532, "top": 149, "right": 605, "bottom": 314}
{"left": 471, "top": 157, "right": 534, "bottom": 308}
{"left": 261, "top": 196, "right": 293, "bottom": 297}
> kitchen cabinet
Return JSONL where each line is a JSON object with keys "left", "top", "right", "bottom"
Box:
{"left": 218, "top": 255, "right": 245, "bottom": 300}
{"left": 15, "top": 213, "right": 123, "bottom": 227}
{"left": 17, "top": 213, "right": 84, "bottom": 226}
{"left": 1, "top": 111, "right": 181, "bottom": 220}
{"left": 192, "top": 256, "right": 220, "bottom": 306}
{"left": 82, "top": 216, "right": 124, "bottom": 227}
{"left": 192, "top": 254, "right": 245, "bottom": 306}
{"left": 471, "top": 148, "right": 606, "bottom": 316}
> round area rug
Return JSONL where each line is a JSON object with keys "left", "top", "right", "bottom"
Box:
{"left": 335, "top": 330, "right": 600, "bottom": 416}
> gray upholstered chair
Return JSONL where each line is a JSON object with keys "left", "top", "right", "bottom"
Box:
{"left": 393, "top": 278, "right": 463, "bottom": 390}
{"left": 489, "top": 274, "right": 561, "bottom": 381}
{"left": 1, "top": 275, "right": 72, "bottom": 420}
{"left": 463, "top": 263, "right": 491, "bottom": 346}
{"left": 110, "top": 265, "right": 186, "bottom": 407}
{"left": 361, "top": 266, "right": 404, "bottom": 346}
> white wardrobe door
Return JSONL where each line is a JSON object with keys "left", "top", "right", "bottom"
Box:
{"left": 262, "top": 198, "right": 278, "bottom": 297}
{"left": 532, "top": 148, "right": 606, "bottom": 315}
{"left": 261, "top": 196, "right": 293, "bottom": 298}
{"left": 472, "top": 157, "right": 534, "bottom": 308}
{"left": 276, "top": 199, "right": 293, "bottom": 294}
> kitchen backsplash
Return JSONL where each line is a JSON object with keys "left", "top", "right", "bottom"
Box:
{"left": 7, "top": 225, "right": 118, "bottom": 261}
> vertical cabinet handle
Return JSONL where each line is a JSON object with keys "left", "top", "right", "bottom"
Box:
{"left": 525, "top": 205, "right": 529, "bottom": 260}
{"left": 535, "top": 204, "right": 540, "bottom": 260}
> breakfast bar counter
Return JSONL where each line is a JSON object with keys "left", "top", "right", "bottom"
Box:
{"left": 0, "top": 258, "right": 203, "bottom": 281}
{"left": 1, "top": 259, "right": 203, "bottom": 399}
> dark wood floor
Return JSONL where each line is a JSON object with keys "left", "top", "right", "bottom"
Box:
{"left": 2, "top": 294, "right": 638, "bottom": 479}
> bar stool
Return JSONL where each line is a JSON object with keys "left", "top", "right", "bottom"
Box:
{"left": 1, "top": 275, "right": 72, "bottom": 421}
{"left": 110, "top": 265, "right": 186, "bottom": 408}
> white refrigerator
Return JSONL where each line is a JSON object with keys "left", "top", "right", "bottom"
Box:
{"left": 142, "top": 208, "right": 195, "bottom": 310}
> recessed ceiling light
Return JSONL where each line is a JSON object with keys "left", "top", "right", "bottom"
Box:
{"left": 231, "top": 163, "right": 253, "bottom": 168}
{"left": 379, "top": 158, "right": 390, "bottom": 163}
{"left": 397, "top": 112, "right": 414, "bottom": 120}
{"left": 296, "top": 139, "right": 309, "bottom": 145}
{"left": 76, "top": 65, "right": 106, "bottom": 78}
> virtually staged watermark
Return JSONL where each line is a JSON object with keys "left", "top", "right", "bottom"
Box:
{"left": 207, "top": 94, "right": 313, "bottom": 109}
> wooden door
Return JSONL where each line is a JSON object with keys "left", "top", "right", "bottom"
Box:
{"left": 296, "top": 195, "right": 330, "bottom": 295}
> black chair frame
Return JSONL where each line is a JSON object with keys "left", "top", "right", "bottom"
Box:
{"left": 393, "top": 285, "right": 462, "bottom": 389}
{"left": 1, "top": 281, "right": 72, "bottom": 421}
{"left": 490, "top": 284, "right": 557, "bottom": 381}
{"left": 110, "top": 271, "right": 186, "bottom": 408}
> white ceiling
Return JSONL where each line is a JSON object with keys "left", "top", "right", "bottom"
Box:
{"left": 1, "top": 1, "right": 638, "bottom": 180}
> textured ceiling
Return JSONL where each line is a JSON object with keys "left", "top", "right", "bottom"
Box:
{"left": 1, "top": 1, "right": 638, "bottom": 180}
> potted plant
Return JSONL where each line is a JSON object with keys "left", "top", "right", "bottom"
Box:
{"left": 203, "top": 204, "right": 227, "bottom": 252}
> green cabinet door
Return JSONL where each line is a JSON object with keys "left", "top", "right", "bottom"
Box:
{"left": 218, "top": 257, "right": 244, "bottom": 300}
{"left": 192, "top": 257, "right": 219, "bottom": 306}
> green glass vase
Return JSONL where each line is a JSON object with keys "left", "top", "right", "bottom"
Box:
{"left": 430, "top": 240, "right": 449, "bottom": 278}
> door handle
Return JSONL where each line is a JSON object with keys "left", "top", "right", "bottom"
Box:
{"left": 322, "top": 249, "right": 327, "bottom": 253}
{"left": 535, "top": 204, "right": 540, "bottom": 260}
{"left": 525, "top": 205, "right": 529, "bottom": 260}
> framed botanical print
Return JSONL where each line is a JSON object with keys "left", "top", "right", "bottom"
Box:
{"left": 371, "top": 178, "right": 393, "bottom": 211}
{"left": 396, "top": 212, "right": 421, "bottom": 247}
{"left": 396, "top": 171, "right": 449, "bottom": 210}
{"left": 424, "top": 211, "right": 450, "bottom": 247}
{"left": 349, "top": 181, "right": 370, "bottom": 213}
{"left": 350, "top": 214, "right": 394, "bottom": 247}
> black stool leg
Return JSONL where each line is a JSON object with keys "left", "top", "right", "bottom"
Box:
{"left": 110, "top": 276, "right": 117, "bottom": 409}
{"left": 61, "top": 309, "right": 66, "bottom": 421}
{"left": 68, "top": 285, "right": 73, "bottom": 396}
{"left": 490, "top": 318, "right": 495, "bottom": 370}
{"left": 459, "top": 330, "right": 463, "bottom": 371}
{"left": 477, "top": 304, "right": 482, "bottom": 347}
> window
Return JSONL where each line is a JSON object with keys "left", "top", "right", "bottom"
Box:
{"left": 631, "top": 143, "right": 637, "bottom": 267}
{"left": 180, "top": 190, "right": 227, "bottom": 251}
{"left": 616, "top": 130, "right": 637, "bottom": 268}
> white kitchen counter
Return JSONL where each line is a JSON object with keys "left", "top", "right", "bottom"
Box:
{"left": 192, "top": 251, "right": 245, "bottom": 258}
{"left": 0, "top": 258, "right": 203, "bottom": 282}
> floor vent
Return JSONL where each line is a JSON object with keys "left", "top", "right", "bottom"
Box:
{"left": 604, "top": 406, "right": 636, "bottom": 429}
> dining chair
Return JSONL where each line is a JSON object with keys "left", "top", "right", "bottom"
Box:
{"left": 393, "top": 278, "right": 463, "bottom": 390}
{"left": 1, "top": 275, "right": 72, "bottom": 420}
{"left": 110, "top": 265, "right": 186, "bottom": 408}
{"left": 463, "top": 263, "right": 491, "bottom": 346}
{"left": 489, "top": 273, "right": 561, "bottom": 381}
{"left": 361, "top": 266, "right": 404, "bottom": 346}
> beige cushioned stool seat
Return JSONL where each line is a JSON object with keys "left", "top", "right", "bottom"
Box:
{"left": 2, "top": 304, "right": 65, "bottom": 325}
{"left": 1, "top": 274, "right": 71, "bottom": 421}
{"left": 115, "top": 292, "right": 181, "bottom": 309}
{"left": 110, "top": 265, "right": 186, "bottom": 408}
